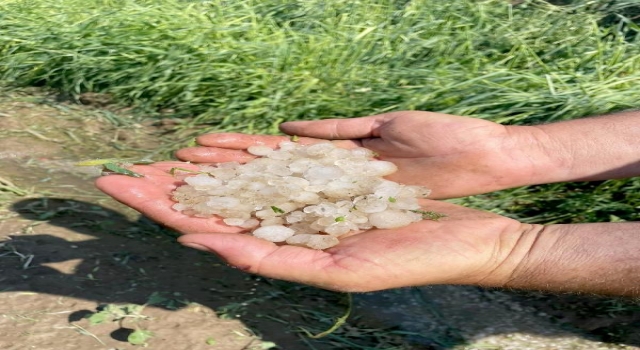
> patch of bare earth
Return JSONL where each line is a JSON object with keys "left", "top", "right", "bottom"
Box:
{"left": 1, "top": 88, "right": 639, "bottom": 349}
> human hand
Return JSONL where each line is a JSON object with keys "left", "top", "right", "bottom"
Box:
{"left": 176, "top": 111, "right": 552, "bottom": 199}
{"left": 95, "top": 163, "right": 537, "bottom": 292}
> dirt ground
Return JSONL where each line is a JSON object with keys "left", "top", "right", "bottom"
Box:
{"left": 1, "top": 88, "right": 639, "bottom": 350}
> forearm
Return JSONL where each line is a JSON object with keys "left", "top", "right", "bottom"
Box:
{"left": 499, "top": 222, "right": 640, "bottom": 296}
{"left": 514, "top": 111, "right": 640, "bottom": 186}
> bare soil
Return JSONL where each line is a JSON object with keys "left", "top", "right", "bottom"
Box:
{"left": 1, "top": 88, "right": 639, "bottom": 350}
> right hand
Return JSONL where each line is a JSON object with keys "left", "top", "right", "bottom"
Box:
{"left": 281, "top": 111, "right": 543, "bottom": 198}
{"left": 177, "top": 111, "right": 550, "bottom": 199}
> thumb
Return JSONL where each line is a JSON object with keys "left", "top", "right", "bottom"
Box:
{"left": 279, "top": 115, "right": 387, "bottom": 140}
{"left": 177, "top": 233, "right": 341, "bottom": 288}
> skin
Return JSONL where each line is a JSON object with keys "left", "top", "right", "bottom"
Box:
{"left": 96, "top": 110, "right": 640, "bottom": 296}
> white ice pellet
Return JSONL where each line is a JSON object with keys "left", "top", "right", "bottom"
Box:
{"left": 350, "top": 147, "right": 375, "bottom": 158}
{"left": 247, "top": 145, "right": 274, "bottom": 156}
{"left": 354, "top": 196, "right": 388, "bottom": 213}
{"left": 373, "top": 180, "right": 403, "bottom": 197}
{"left": 252, "top": 225, "right": 295, "bottom": 242}
{"left": 286, "top": 234, "right": 339, "bottom": 250}
{"left": 368, "top": 210, "right": 416, "bottom": 229}
{"left": 323, "top": 222, "right": 355, "bottom": 236}
{"left": 285, "top": 211, "right": 305, "bottom": 223}
{"left": 240, "top": 218, "right": 260, "bottom": 229}
{"left": 305, "top": 142, "right": 334, "bottom": 156}
{"left": 206, "top": 196, "right": 240, "bottom": 209}
{"left": 364, "top": 160, "right": 398, "bottom": 176}
{"left": 288, "top": 158, "right": 319, "bottom": 173}
{"left": 185, "top": 174, "right": 222, "bottom": 188}
{"left": 171, "top": 140, "right": 433, "bottom": 249}
{"left": 268, "top": 151, "right": 293, "bottom": 160}
{"left": 260, "top": 217, "right": 285, "bottom": 226}
{"left": 172, "top": 203, "right": 188, "bottom": 211}
{"left": 304, "top": 166, "right": 344, "bottom": 184}
{"left": 223, "top": 218, "right": 247, "bottom": 226}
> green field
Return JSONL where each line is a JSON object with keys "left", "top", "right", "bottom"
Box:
{"left": 3, "top": 0, "right": 639, "bottom": 224}
{"left": 2, "top": 0, "right": 639, "bottom": 127}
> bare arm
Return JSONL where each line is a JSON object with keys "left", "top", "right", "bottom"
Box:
{"left": 273, "top": 110, "right": 640, "bottom": 198}
{"left": 490, "top": 222, "right": 640, "bottom": 297}
{"left": 516, "top": 110, "right": 640, "bottom": 186}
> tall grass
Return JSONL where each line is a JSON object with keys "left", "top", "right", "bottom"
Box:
{"left": 1, "top": 0, "right": 640, "bottom": 225}
{"left": 1, "top": 0, "right": 639, "bottom": 133}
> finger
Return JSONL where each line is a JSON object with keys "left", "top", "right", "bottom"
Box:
{"left": 95, "top": 168, "right": 241, "bottom": 234}
{"left": 178, "top": 233, "right": 349, "bottom": 289}
{"left": 196, "top": 133, "right": 360, "bottom": 149}
{"left": 175, "top": 146, "right": 257, "bottom": 163}
{"left": 144, "top": 161, "right": 200, "bottom": 174}
{"left": 279, "top": 115, "right": 390, "bottom": 140}
{"left": 176, "top": 141, "right": 362, "bottom": 163}
{"left": 195, "top": 133, "right": 319, "bottom": 149}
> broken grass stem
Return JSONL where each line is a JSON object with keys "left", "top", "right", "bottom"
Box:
{"left": 299, "top": 293, "right": 352, "bottom": 339}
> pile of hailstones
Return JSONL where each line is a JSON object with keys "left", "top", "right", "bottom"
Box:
{"left": 171, "top": 141, "right": 431, "bottom": 249}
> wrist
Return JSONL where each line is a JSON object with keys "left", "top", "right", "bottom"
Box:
{"left": 519, "top": 112, "right": 640, "bottom": 183}
{"left": 465, "top": 222, "right": 549, "bottom": 289}
{"left": 487, "top": 222, "right": 640, "bottom": 296}
{"left": 502, "top": 124, "right": 573, "bottom": 188}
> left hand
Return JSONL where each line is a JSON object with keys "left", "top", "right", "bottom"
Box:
{"left": 96, "top": 162, "right": 535, "bottom": 292}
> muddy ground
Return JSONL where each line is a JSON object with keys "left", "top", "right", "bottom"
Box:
{"left": 1, "top": 88, "right": 639, "bottom": 349}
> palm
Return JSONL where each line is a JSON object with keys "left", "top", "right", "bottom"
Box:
{"left": 96, "top": 162, "right": 524, "bottom": 291}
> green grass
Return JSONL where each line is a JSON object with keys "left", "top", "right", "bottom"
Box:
{"left": 1, "top": 0, "right": 640, "bottom": 221}
{"left": 1, "top": 0, "right": 639, "bottom": 134}
{"left": 455, "top": 179, "right": 640, "bottom": 224}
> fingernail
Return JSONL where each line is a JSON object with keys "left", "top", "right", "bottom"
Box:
{"left": 181, "top": 242, "right": 211, "bottom": 252}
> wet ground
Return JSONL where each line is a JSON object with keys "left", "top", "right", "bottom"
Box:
{"left": 1, "top": 88, "right": 639, "bottom": 349}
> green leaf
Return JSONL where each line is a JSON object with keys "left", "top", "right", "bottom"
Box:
{"left": 102, "top": 163, "right": 144, "bottom": 178}
{"left": 169, "top": 167, "right": 204, "bottom": 176}
{"left": 76, "top": 159, "right": 120, "bottom": 166}
{"left": 87, "top": 311, "right": 110, "bottom": 325}
{"left": 388, "top": 197, "right": 396, "bottom": 203}
{"left": 270, "top": 206, "right": 284, "bottom": 214}
{"left": 146, "top": 292, "right": 169, "bottom": 306}
{"left": 128, "top": 329, "right": 154, "bottom": 345}
{"left": 123, "top": 304, "right": 145, "bottom": 315}
{"left": 334, "top": 216, "right": 345, "bottom": 222}
{"left": 410, "top": 210, "right": 447, "bottom": 221}
{"left": 205, "top": 337, "right": 217, "bottom": 346}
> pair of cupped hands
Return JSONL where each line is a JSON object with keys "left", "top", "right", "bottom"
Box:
{"left": 97, "top": 111, "right": 547, "bottom": 292}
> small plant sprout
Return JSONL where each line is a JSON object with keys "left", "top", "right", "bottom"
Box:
{"left": 76, "top": 158, "right": 154, "bottom": 178}
{"left": 86, "top": 303, "right": 154, "bottom": 346}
